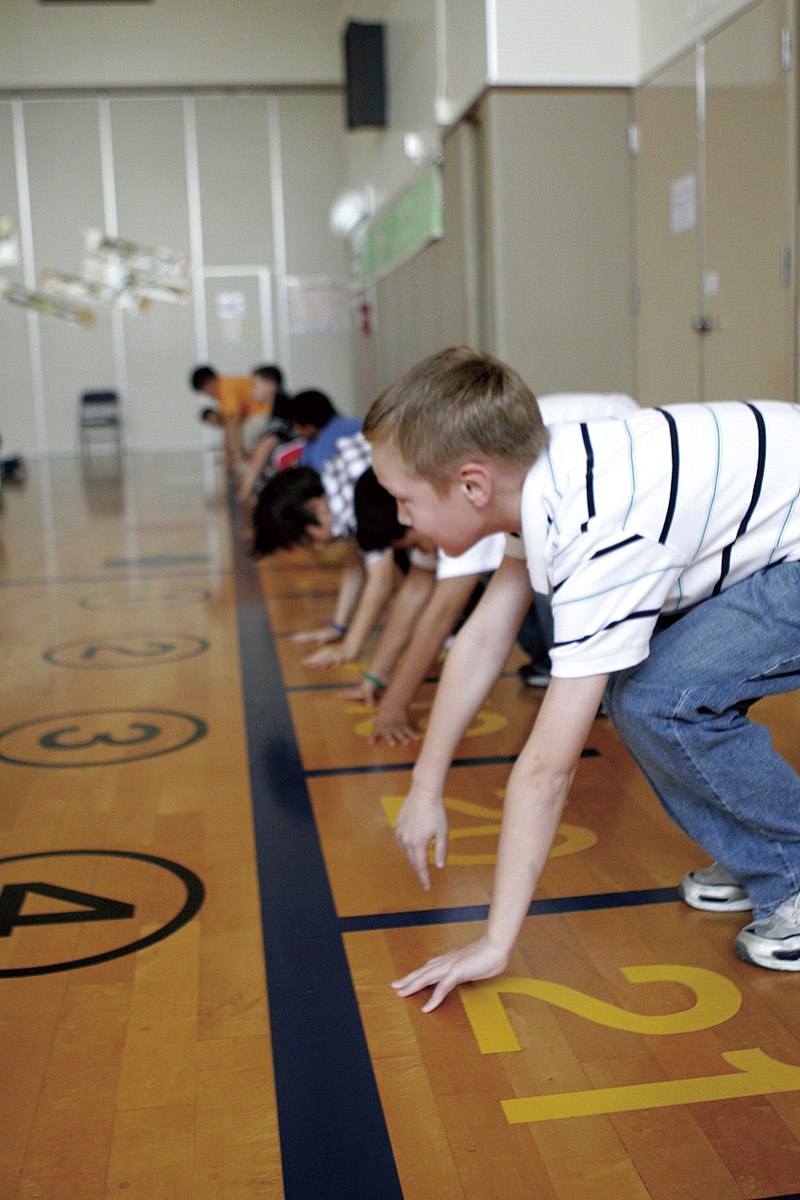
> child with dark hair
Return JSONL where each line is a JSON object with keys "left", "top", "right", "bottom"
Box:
{"left": 237, "top": 367, "right": 304, "bottom": 501}
{"left": 252, "top": 435, "right": 437, "bottom": 669}
{"left": 251, "top": 466, "right": 325, "bottom": 555}
{"left": 189, "top": 363, "right": 270, "bottom": 474}
{"left": 291, "top": 389, "right": 362, "bottom": 473}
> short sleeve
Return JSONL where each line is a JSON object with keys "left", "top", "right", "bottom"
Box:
{"left": 437, "top": 534, "right": 506, "bottom": 579}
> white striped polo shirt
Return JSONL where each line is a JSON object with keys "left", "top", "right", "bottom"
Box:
{"left": 507, "top": 400, "right": 800, "bottom": 678}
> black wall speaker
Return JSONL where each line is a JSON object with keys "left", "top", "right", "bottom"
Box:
{"left": 344, "top": 21, "right": 387, "bottom": 130}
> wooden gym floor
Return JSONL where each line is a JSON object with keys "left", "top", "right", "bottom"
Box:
{"left": 1, "top": 451, "right": 800, "bottom": 1200}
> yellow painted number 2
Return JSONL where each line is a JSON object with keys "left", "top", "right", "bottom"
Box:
{"left": 460, "top": 965, "right": 800, "bottom": 1122}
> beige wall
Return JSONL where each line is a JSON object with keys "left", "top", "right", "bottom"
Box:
{"left": 363, "top": 88, "right": 635, "bottom": 402}
{"left": 640, "top": 0, "right": 758, "bottom": 79}
{"left": 368, "top": 120, "right": 482, "bottom": 397}
{"left": 479, "top": 89, "right": 635, "bottom": 395}
{"left": 634, "top": 0, "right": 796, "bottom": 406}
{"left": 0, "top": 0, "right": 343, "bottom": 89}
{"left": 1, "top": 91, "right": 356, "bottom": 457}
{"left": 1, "top": 0, "right": 788, "bottom": 453}
{"left": 492, "top": 0, "right": 639, "bottom": 84}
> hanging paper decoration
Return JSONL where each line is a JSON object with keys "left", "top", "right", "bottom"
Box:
{"left": 40, "top": 269, "right": 152, "bottom": 314}
{"left": 81, "top": 229, "right": 191, "bottom": 305}
{"left": 0, "top": 279, "right": 95, "bottom": 327}
{"left": 1, "top": 227, "right": 190, "bottom": 325}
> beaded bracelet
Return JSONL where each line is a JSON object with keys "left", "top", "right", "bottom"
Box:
{"left": 329, "top": 621, "right": 347, "bottom": 636}
{"left": 363, "top": 671, "right": 387, "bottom": 691}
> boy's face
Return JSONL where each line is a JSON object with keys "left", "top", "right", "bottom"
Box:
{"left": 301, "top": 496, "right": 333, "bottom": 548}
{"left": 252, "top": 375, "right": 277, "bottom": 406}
{"left": 372, "top": 444, "right": 483, "bottom": 557}
{"left": 293, "top": 421, "right": 317, "bottom": 440}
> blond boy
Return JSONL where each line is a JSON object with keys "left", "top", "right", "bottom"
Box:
{"left": 365, "top": 347, "right": 800, "bottom": 1011}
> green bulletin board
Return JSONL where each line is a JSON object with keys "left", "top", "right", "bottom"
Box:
{"left": 354, "top": 164, "right": 444, "bottom": 285}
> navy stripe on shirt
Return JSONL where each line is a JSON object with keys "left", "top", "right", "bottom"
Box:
{"left": 551, "top": 606, "right": 664, "bottom": 651}
{"left": 656, "top": 408, "right": 680, "bottom": 545}
{"left": 590, "top": 534, "right": 643, "bottom": 560}
{"left": 713, "top": 403, "right": 767, "bottom": 595}
{"left": 580, "top": 423, "right": 595, "bottom": 533}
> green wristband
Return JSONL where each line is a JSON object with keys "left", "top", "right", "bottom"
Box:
{"left": 363, "top": 671, "right": 387, "bottom": 691}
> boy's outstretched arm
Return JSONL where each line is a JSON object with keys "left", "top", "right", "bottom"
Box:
{"left": 392, "top": 671, "right": 608, "bottom": 1010}
{"left": 303, "top": 550, "right": 397, "bottom": 667}
{"left": 338, "top": 562, "right": 437, "bottom": 703}
{"left": 237, "top": 434, "right": 279, "bottom": 501}
{"left": 223, "top": 415, "right": 243, "bottom": 474}
{"left": 395, "top": 556, "right": 535, "bottom": 887}
{"left": 291, "top": 542, "right": 364, "bottom": 645}
{"left": 369, "top": 572, "right": 483, "bottom": 745}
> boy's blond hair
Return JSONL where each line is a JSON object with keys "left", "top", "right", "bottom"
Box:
{"left": 363, "top": 347, "right": 548, "bottom": 490}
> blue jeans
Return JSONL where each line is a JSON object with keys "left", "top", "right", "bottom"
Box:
{"left": 606, "top": 561, "right": 800, "bottom": 919}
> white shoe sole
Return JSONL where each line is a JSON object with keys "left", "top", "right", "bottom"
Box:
{"left": 678, "top": 876, "right": 752, "bottom": 913}
{"left": 734, "top": 929, "right": 800, "bottom": 970}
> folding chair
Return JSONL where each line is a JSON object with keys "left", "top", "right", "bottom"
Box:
{"left": 79, "top": 390, "right": 122, "bottom": 455}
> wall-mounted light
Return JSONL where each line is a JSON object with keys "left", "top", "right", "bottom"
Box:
{"left": 329, "top": 187, "right": 374, "bottom": 237}
{"left": 403, "top": 132, "right": 426, "bottom": 162}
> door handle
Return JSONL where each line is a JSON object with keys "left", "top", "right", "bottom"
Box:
{"left": 691, "top": 315, "right": 714, "bottom": 333}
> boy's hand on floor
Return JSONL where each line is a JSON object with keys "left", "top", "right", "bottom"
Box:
{"left": 291, "top": 626, "right": 342, "bottom": 646}
{"left": 337, "top": 679, "right": 379, "bottom": 705}
{"left": 368, "top": 706, "right": 421, "bottom": 747}
{"left": 302, "top": 645, "right": 353, "bottom": 668}
{"left": 391, "top": 935, "right": 510, "bottom": 1013}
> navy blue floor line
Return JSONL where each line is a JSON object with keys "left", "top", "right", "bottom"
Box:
{"left": 230, "top": 502, "right": 403, "bottom": 1200}
{"left": 338, "top": 886, "right": 680, "bottom": 933}
{"left": 305, "top": 748, "right": 599, "bottom": 778}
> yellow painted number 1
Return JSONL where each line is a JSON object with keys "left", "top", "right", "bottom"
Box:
{"left": 459, "top": 965, "right": 800, "bottom": 1122}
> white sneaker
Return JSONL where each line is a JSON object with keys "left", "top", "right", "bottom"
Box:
{"left": 734, "top": 890, "right": 800, "bottom": 971}
{"left": 678, "top": 862, "right": 752, "bottom": 913}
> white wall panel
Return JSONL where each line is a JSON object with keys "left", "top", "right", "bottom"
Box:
{"left": 277, "top": 94, "right": 356, "bottom": 409}
{"left": 111, "top": 98, "right": 198, "bottom": 451}
{"left": 195, "top": 98, "right": 274, "bottom": 270}
{"left": 0, "top": 103, "right": 37, "bottom": 456}
{"left": 24, "top": 101, "right": 116, "bottom": 454}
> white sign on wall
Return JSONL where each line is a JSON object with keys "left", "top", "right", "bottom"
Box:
{"left": 670, "top": 172, "right": 697, "bottom": 234}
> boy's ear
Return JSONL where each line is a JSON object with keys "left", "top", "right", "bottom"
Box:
{"left": 456, "top": 462, "right": 493, "bottom": 509}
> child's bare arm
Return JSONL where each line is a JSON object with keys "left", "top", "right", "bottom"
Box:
{"left": 291, "top": 544, "right": 364, "bottom": 645}
{"left": 392, "top": 672, "right": 608, "bottom": 1010}
{"left": 338, "top": 564, "right": 436, "bottom": 702}
{"left": 368, "top": 573, "right": 482, "bottom": 744}
{"left": 303, "top": 551, "right": 397, "bottom": 667}
{"left": 395, "top": 557, "right": 534, "bottom": 884}
{"left": 363, "top": 563, "right": 437, "bottom": 686}
{"left": 223, "top": 416, "right": 242, "bottom": 474}
{"left": 237, "top": 434, "right": 278, "bottom": 501}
